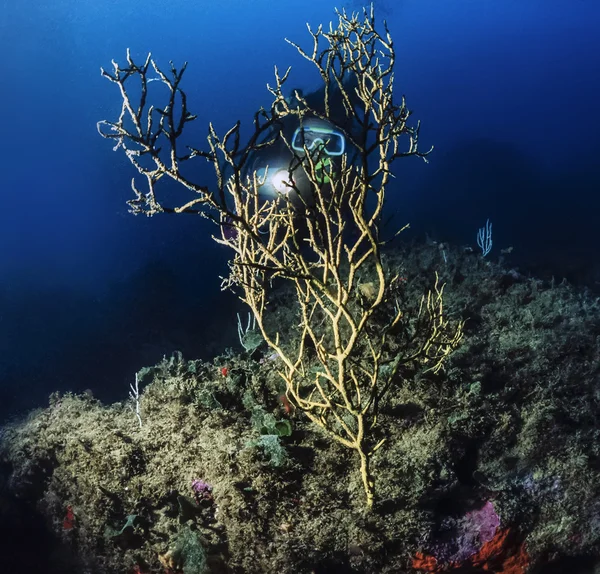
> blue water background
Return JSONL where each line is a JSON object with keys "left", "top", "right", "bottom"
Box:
{"left": 0, "top": 0, "right": 598, "bottom": 416}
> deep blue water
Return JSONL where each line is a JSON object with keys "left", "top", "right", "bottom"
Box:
{"left": 0, "top": 0, "right": 598, "bottom": 418}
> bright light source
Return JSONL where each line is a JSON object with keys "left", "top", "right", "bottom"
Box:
{"left": 271, "top": 169, "right": 293, "bottom": 195}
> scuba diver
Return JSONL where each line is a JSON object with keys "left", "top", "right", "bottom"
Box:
{"left": 248, "top": 115, "right": 348, "bottom": 209}
{"left": 220, "top": 77, "right": 362, "bottom": 243}
{"left": 243, "top": 76, "right": 361, "bottom": 211}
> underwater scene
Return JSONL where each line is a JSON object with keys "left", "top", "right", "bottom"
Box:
{"left": 1, "top": 0, "right": 600, "bottom": 572}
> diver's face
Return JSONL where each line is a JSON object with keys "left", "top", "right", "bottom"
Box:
{"left": 291, "top": 121, "right": 345, "bottom": 157}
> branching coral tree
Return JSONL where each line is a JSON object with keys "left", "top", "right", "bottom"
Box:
{"left": 98, "top": 6, "right": 463, "bottom": 509}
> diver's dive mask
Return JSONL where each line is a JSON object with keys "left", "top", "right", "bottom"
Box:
{"left": 291, "top": 125, "right": 346, "bottom": 156}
